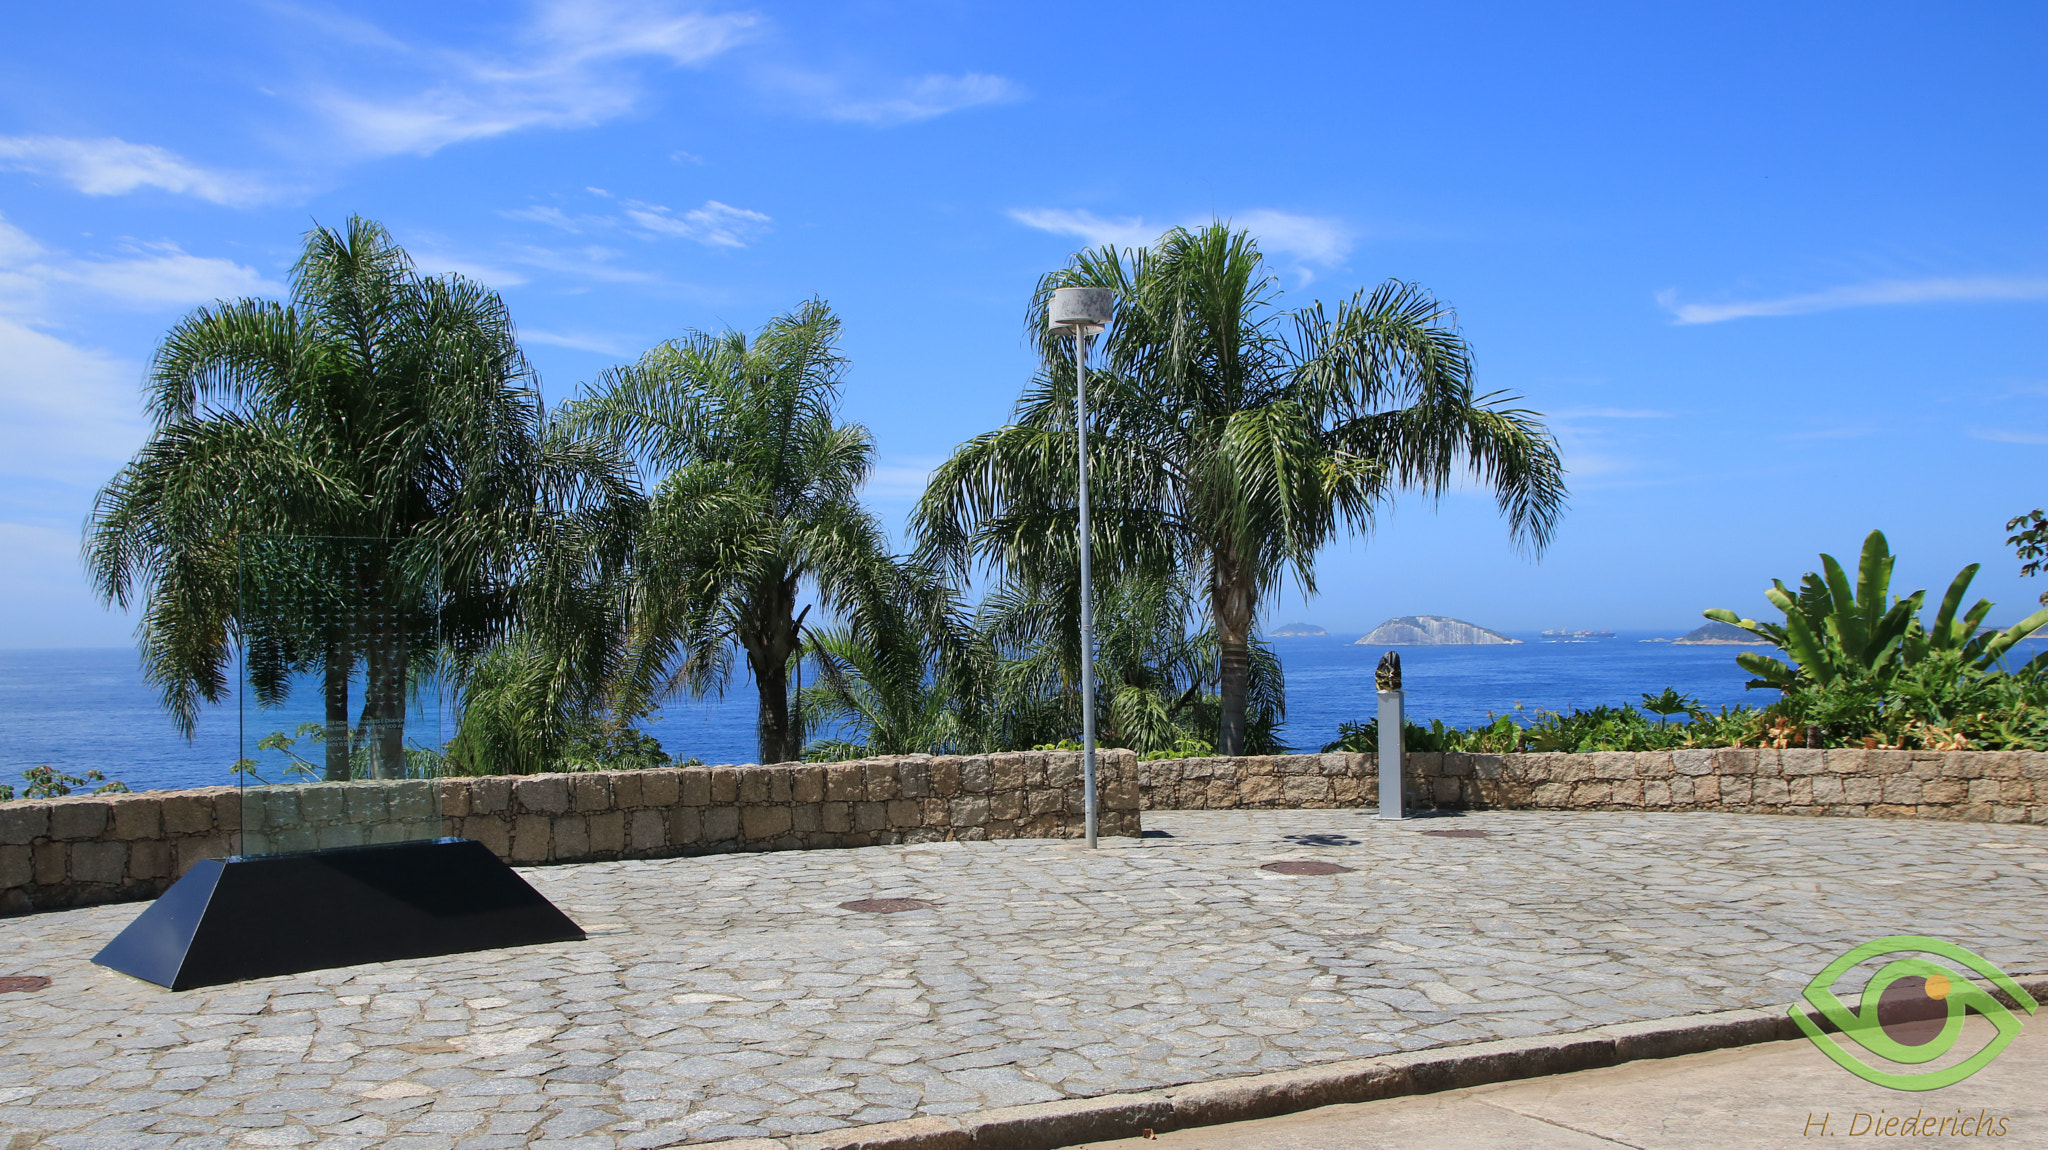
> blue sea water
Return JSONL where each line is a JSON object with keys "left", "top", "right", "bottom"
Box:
{"left": 4, "top": 633, "right": 2038, "bottom": 794}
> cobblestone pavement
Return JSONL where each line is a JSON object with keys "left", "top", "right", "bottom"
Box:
{"left": 2, "top": 810, "right": 2045, "bottom": 1149}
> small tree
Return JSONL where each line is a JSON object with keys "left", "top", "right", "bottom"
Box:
{"left": 2009, "top": 509, "right": 2048, "bottom": 606}
{"left": 566, "top": 300, "right": 884, "bottom": 764}
{"left": 86, "top": 218, "right": 632, "bottom": 776}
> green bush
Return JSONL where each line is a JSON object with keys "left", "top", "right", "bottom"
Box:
{"left": 0, "top": 765, "right": 132, "bottom": 802}
{"left": 1319, "top": 694, "right": 1770, "bottom": 755}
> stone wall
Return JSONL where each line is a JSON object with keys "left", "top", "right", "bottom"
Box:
{"left": 0, "top": 751, "right": 1140, "bottom": 915}
{"left": 240, "top": 779, "right": 443, "bottom": 856}
{"left": 0, "top": 787, "right": 241, "bottom": 914}
{"left": 12, "top": 746, "right": 2040, "bottom": 915}
{"left": 1138, "top": 748, "right": 2047, "bottom": 824}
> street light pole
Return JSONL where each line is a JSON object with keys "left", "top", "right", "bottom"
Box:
{"left": 1048, "top": 287, "right": 1114, "bottom": 848}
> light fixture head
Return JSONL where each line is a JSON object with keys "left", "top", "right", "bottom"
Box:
{"left": 1047, "top": 286, "right": 1113, "bottom": 334}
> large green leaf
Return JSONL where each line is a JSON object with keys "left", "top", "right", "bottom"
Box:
{"left": 1853, "top": 530, "right": 1893, "bottom": 640}
{"left": 1820, "top": 551, "right": 1865, "bottom": 660}
{"left": 1972, "top": 606, "right": 2048, "bottom": 669}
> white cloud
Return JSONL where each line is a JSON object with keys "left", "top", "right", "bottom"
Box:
{"left": 1007, "top": 209, "right": 1161, "bottom": 251}
{"left": 0, "top": 135, "right": 267, "bottom": 206}
{"left": 1227, "top": 210, "right": 1353, "bottom": 269}
{"left": 1970, "top": 429, "right": 2048, "bottom": 446}
{"left": 306, "top": 1, "right": 758, "bottom": 157}
{"left": 0, "top": 317, "right": 146, "bottom": 484}
{"left": 1008, "top": 207, "right": 1355, "bottom": 273}
{"left": 801, "top": 72, "right": 1023, "bottom": 126}
{"left": 1658, "top": 276, "right": 2048, "bottom": 325}
{"left": 0, "top": 214, "right": 46, "bottom": 264}
{"left": 0, "top": 521, "right": 141, "bottom": 647}
{"left": 0, "top": 213, "right": 284, "bottom": 312}
{"left": 623, "top": 200, "right": 771, "bottom": 248}
{"left": 45, "top": 243, "right": 283, "bottom": 308}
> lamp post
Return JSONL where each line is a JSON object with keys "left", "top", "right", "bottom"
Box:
{"left": 1048, "top": 286, "right": 1114, "bottom": 848}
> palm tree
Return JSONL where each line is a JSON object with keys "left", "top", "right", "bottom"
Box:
{"left": 799, "top": 553, "right": 988, "bottom": 759}
{"left": 917, "top": 223, "right": 1567, "bottom": 755}
{"left": 968, "top": 570, "right": 1289, "bottom": 755}
{"left": 86, "top": 217, "right": 634, "bottom": 778}
{"left": 565, "top": 300, "right": 883, "bottom": 764}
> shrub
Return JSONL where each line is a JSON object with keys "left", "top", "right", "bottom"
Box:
{"left": 1, "top": 765, "right": 132, "bottom": 801}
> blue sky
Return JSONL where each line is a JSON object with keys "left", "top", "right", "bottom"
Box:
{"left": 2, "top": 1, "right": 2044, "bottom": 647}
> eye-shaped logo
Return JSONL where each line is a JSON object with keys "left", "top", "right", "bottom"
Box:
{"left": 1791, "top": 935, "right": 2037, "bottom": 1091}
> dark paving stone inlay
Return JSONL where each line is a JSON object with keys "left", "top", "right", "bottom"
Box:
{"left": 840, "top": 898, "right": 937, "bottom": 913}
{"left": 1424, "top": 829, "right": 1490, "bottom": 838}
{"left": 0, "top": 975, "right": 51, "bottom": 993}
{"left": 1262, "top": 860, "right": 1355, "bottom": 875}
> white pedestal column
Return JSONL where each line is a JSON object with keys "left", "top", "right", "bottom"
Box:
{"left": 1376, "top": 688, "right": 1405, "bottom": 820}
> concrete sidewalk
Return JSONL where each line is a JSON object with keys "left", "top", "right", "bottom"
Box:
{"left": 1077, "top": 1018, "right": 2046, "bottom": 1149}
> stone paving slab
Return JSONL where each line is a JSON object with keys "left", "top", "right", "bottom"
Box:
{"left": 1, "top": 809, "right": 2044, "bottom": 1149}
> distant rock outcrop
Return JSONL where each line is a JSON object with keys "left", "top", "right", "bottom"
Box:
{"left": 1270, "top": 622, "right": 1328, "bottom": 636}
{"left": 1352, "top": 615, "right": 1521, "bottom": 646}
{"left": 1674, "top": 620, "right": 1770, "bottom": 646}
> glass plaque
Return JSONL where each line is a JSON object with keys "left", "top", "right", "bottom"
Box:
{"left": 236, "top": 536, "right": 445, "bottom": 857}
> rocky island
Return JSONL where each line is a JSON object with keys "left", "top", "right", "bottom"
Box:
{"left": 1673, "top": 620, "right": 1769, "bottom": 645}
{"left": 1269, "top": 622, "right": 1328, "bottom": 636}
{"left": 1353, "top": 615, "right": 1521, "bottom": 646}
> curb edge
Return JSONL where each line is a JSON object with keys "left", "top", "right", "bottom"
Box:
{"left": 701, "top": 974, "right": 2048, "bottom": 1150}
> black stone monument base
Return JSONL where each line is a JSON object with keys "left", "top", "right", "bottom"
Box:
{"left": 93, "top": 838, "right": 585, "bottom": 990}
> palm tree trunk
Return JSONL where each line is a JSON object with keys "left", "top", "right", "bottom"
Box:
{"left": 322, "top": 638, "right": 352, "bottom": 781}
{"left": 360, "top": 623, "right": 408, "bottom": 779}
{"left": 743, "top": 574, "right": 803, "bottom": 764}
{"left": 1212, "top": 564, "right": 1256, "bottom": 757}
{"left": 752, "top": 648, "right": 794, "bottom": 764}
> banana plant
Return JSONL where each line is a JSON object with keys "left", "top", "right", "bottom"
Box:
{"left": 1901, "top": 559, "right": 2048, "bottom": 669}
{"left": 1704, "top": 529, "right": 2048, "bottom": 692}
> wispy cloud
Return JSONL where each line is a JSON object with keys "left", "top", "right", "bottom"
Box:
{"left": 0, "top": 317, "right": 147, "bottom": 484}
{"left": 1970, "top": 429, "right": 2048, "bottom": 446}
{"left": 1007, "top": 209, "right": 1159, "bottom": 250}
{"left": 865, "top": 459, "right": 944, "bottom": 503}
{"left": 1780, "top": 425, "right": 1877, "bottom": 441}
{"left": 503, "top": 189, "right": 774, "bottom": 251}
{"left": 303, "top": 0, "right": 758, "bottom": 157}
{"left": 47, "top": 243, "right": 283, "bottom": 308}
{"left": 501, "top": 205, "right": 608, "bottom": 234}
{"left": 404, "top": 246, "right": 533, "bottom": 288}
{"left": 622, "top": 200, "right": 771, "bottom": 248}
{"left": 0, "top": 213, "right": 283, "bottom": 311}
{"left": 501, "top": 244, "right": 663, "bottom": 284}
{"left": 774, "top": 71, "right": 1023, "bottom": 126}
{"left": 1658, "top": 276, "right": 2048, "bottom": 325}
{"left": 1008, "top": 207, "right": 1355, "bottom": 274}
{"left": 520, "top": 328, "right": 642, "bottom": 357}
{"left": 0, "top": 135, "right": 267, "bottom": 206}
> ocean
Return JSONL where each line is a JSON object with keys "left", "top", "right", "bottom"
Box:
{"left": 4, "top": 632, "right": 2035, "bottom": 795}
